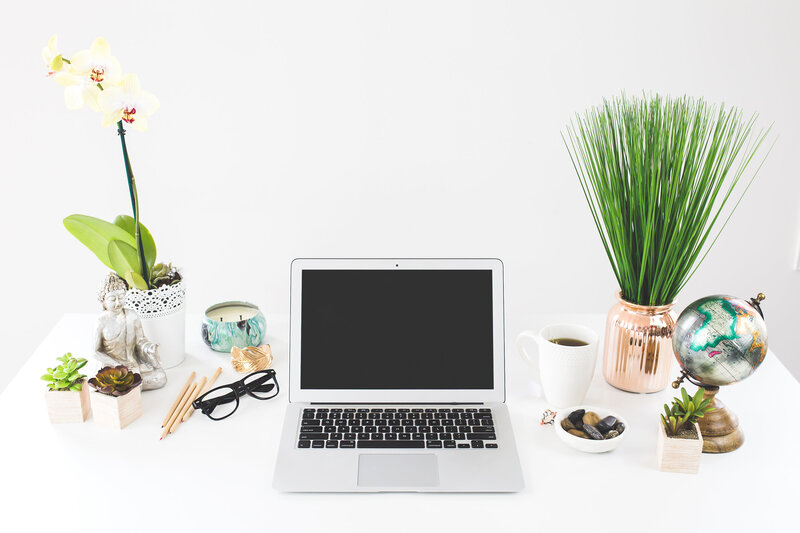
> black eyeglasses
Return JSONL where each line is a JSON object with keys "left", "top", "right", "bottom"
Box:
{"left": 192, "top": 369, "right": 279, "bottom": 420}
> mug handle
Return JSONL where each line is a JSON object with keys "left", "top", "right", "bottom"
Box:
{"left": 516, "top": 330, "right": 542, "bottom": 385}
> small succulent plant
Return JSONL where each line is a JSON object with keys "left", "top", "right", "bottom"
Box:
{"left": 88, "top": 366, "right": 143, "bottom": 396}
{"left": 150, "top": 262, "right": 182, "bottom": 288}
{"left": 661, "top": 387, "right": 715, "bottom": 437}
{"left": 41, "top": 353, "right": 88, "bottom": 391}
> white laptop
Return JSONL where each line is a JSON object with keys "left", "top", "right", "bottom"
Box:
{"left": 272, "top": 258, "right": 524, "bottom": 492}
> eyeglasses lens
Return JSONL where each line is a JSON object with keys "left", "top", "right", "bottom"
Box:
{"left": 201, "top": 386, "right": 239, "bottom": 419}
{"left": 244, "top": 372, "right": 277, "bottom": 400}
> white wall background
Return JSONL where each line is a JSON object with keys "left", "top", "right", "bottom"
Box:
{"left": 1, "top": 0, "right": 798, "bottom": 392}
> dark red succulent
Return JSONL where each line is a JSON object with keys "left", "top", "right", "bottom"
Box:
{"left": 88, "top": 365, "right": 142, "bottom": 396}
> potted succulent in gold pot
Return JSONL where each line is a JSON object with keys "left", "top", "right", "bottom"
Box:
{"left": 564, "top": 94, "right": 771, "bottom": 392}
{"left": 88, "top": 366, "right": 143, "bottom": 429}
{"left": 42, "top": 353, "right": 90, "bottom": 423}
{"left": 657, "top": 387, "right": 714, "bottom": 473}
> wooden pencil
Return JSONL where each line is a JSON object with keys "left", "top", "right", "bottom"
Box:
{"left": 161, "top": 371, "right": 195, "bottom": 427}
{"left": 171, "top": 376, "right": 207, "bottom": 433}
{"left": 183, "top": 367, "right": 223, "bottom": 422}
{"left": 160, "top": 382, "right": 196, "bottom": 440}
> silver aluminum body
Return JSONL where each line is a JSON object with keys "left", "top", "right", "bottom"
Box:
{"left": 274, "top": 259, "right": 524, "bottom": 492}
{"left": 273, "top": 402, "right": 524, "bottom": 492}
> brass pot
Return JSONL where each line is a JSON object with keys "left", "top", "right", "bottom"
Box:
{"left": 602, "top": 292, "right": 677, "bottom": 393}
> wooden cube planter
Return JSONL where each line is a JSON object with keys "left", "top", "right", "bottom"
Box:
{"left": 44, "top": 380, "right": 91, "bottom": 423}
{"left": 657, "top": 422, "right": 703, "bottom": 474}
{"left": 91, "top": 384, "right": 143, "bottom": 429}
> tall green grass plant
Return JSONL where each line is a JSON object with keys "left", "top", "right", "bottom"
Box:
{"left": 564, "top": 94, "right": 771, "bottom": 306}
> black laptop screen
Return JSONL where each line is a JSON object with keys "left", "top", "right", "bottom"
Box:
{"left": 299, "top": 269, "right": 494, "bottom": 389}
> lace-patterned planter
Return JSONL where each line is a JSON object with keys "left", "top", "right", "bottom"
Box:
{"left": 125, "top": 280, "right": 186, "bottom": 368}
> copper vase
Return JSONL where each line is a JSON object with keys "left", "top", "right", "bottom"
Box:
{"left": 602, "top": 292, "right": 677, "bottom": 393}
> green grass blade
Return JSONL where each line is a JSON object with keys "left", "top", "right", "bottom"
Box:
{"left": 563, "top": 94, "right": 771, "bottom": 305}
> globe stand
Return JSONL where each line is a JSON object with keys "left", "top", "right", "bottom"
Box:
{"left": 696, "top": 386, "right": 744, "bottom": 453}
{"left": 672, "top": 373, "right": 745, "bottom": 453}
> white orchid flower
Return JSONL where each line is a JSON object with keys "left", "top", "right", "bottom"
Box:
{"left": 53, "top": 71, "right": 102, "bottom": 110}
{"left": 69, "top": 37, "right": 122, "bottom": 86}
{"left": 98, "top": 74, "right": 160, "bottom": 131}
{"left": 42, "top": 34, "right": 65, "bottom": 75}
{"left": 43, "top": 35, "right": 93, "bottom": 110}
{"left": 49, "top": 37, "right": 122, "bottom": 111}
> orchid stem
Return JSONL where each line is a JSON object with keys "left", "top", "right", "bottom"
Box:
{"left": 116, "top": 120, "right": 149, "bottom": 285}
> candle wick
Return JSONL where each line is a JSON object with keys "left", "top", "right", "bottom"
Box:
{"left": 240, "top": 315, "right": 243, "bottom": 320}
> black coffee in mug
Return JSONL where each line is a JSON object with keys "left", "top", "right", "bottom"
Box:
{"left": 548, "top": 337, "right": 588, "bottom": 347}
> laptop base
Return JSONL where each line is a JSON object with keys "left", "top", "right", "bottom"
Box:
{"left": 273, "top": 402, "right": 524, "bottom": 493}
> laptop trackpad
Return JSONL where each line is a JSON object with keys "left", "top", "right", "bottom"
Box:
{"left": 358, "top": 454, "right": 440, "bottom": 487}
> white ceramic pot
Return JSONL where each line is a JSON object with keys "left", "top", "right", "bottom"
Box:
{"left": 125, "top": 280, "right": 186, "bottom": 368}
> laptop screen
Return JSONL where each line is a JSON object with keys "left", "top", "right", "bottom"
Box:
{"left": 300, "top": 269, "right": 494, "bottom": 390}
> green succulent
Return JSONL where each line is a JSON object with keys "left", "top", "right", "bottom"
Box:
{"left": 88, "top": 366, "right": 143, "bottom": 396}
{"left": 41, "top": 353, "right": 88, "bottom": 391}
{"left": 150, "top": 262, "right": 182, "bottom": 288}
{"left": 661, "top": 387, "right": 715, "bottom": 437}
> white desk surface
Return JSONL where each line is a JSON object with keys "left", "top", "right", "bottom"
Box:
{"left": 0, "top": 313, "right": 796, "bottom": 532}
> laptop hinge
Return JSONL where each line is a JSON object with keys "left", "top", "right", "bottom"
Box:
{"left": 308, "top": 402, "right": 486, "bottom": 405}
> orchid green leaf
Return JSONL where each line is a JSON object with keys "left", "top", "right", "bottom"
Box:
{"left": 124, "top": 270, "right": 149, "bottom": 290}
{"left": 108, "top": 239, "right": 141, "bottom": 279}
{"left": 114, "top": 215, "right": 157, "bottom": 273}
{"left": 64, "top": 215, "right": 137, "bottom": 270}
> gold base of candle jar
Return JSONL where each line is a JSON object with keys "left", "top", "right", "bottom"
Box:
{"left": 602, "top": 291, "right": 677, "bottom": 393}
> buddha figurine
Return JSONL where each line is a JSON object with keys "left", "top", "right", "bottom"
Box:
{"left": 94, "top": 273, "right": 167, "bottom": 390}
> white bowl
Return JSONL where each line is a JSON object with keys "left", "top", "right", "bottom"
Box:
{"left": 554, "top": 405, "right": 627, "bottom": 453}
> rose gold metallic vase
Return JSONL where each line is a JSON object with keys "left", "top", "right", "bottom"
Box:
{"left": 602, "top": 292, "right": 677, "bottom": 393}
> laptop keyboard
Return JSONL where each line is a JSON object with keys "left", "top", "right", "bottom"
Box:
{"left": 297, "top": 407, "right": 498, "bottom": 450}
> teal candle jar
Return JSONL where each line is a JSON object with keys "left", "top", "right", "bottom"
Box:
{"left": 202, "top": 301, "right": 267, "bottom": 352}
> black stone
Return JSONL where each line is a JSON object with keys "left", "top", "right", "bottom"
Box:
{"left": 567, "top": 409, "right": 585, "bottom": 428}
{"left": 596, "top": 416, "right": 617, "bottom": 434}
{"left": 614, "top": 421, "right": 626, "bottom": 434}
{"left": 583, "top": 423, "right": 604, "bottom": 440}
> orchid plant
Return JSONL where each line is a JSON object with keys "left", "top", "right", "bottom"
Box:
{"left": 44, "top": 36, "right": 169, "bottom": 290}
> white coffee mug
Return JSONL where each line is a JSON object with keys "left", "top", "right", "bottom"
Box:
{"left": 516, "top": 324, "right": 599, "bottom": 408}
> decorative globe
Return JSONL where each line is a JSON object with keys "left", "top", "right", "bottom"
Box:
{"left": 672, "top": 294, "right": 768, "bottom": 387}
